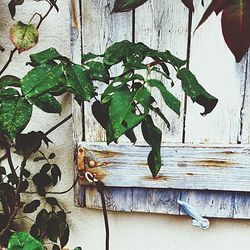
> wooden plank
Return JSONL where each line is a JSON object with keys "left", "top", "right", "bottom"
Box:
{"left": 86, "top": 186, "right": 133, "bottom": 211}
{"left": 70, "top": 0, "right": 83, "bottom": 143}
{"left": 70, "top": 0, "right": 85, "bottom": 207}
{"left": 180, "top": 190, "right": 235, "bottom": 218}
{"left": 82, "top": 0, "right": 133, "bottom": 142}
{"left": 78, "top": 142, "right": 250, "bottom": 192}
{"left": 135, "top": 0, "right": 189, "bottom": 143}
{"left": 132, "top": 188, "right": 180, "bottom": 215}
{"left": 184, "top": 1, "right": 248, "bottom": 144}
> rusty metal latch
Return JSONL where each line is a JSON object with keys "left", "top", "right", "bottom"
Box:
{"left": 77, "top": 146, "right": 106, "bottom": 184}
{"left": 178, "top": 200, "right": 210, "bottom": 230}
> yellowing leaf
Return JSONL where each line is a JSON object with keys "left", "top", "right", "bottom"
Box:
{"left": 10, "top": 21, "right": 39, "bottom": 53}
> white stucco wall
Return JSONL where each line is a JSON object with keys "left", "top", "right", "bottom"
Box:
{"left": 1, "top": 1, "right": 250, "bottom": 250}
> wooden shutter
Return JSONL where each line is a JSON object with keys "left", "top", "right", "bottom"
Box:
{"left": 71, "top": 0, "right": 250, "bottom": 219}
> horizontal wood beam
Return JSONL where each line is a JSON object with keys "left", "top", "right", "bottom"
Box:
{"left": 78, "top": 142, "right": 250, "bottom": 192}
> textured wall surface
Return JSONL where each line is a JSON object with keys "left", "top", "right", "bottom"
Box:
{"left": 1, "top": 1, "right": 250, "bottom": 250}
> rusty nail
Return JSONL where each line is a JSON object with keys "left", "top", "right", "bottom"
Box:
{"left": 88, "top": 159, "right": 96, "bottom": 168}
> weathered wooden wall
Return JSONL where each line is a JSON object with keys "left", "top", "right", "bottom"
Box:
{"left": 72, "top": 0, "right": 250, "bottom": 219}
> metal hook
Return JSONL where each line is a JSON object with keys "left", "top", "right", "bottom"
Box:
{"left": 178, "top": 200, "right": 210, "bottom": 230}
{"left": 85, "top": 171, "right": 98, "bottom": 183}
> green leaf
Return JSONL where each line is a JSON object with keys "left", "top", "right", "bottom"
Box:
{"left": 141, "top": 115, "right": 162, "bottom": 177}
{"left": 0, "top": 88, "right": 19, "bottom": 98}
{"left": 0, "top": 75, "right": 20, "bottom": 89}
{"left": 8, "top": 232, "right": 43, "bottom": 250}
{"left": 65, "top": 64, "right": 95, "bottom": 103}
{"left": 103, "top": 40, "right": 133, "bottom": 66}
{"left": 86, "top": 61, "right": 110, "bottom": 83}
{"left": 147, "top": 79, "right": 180, "bottom": 115}
{"left": 31, "top": 93, "right": 61, "bottom": 114}
{"left": 30, "top": 48, "right": 61, "bottom": 65}
{"left": 10, "top": 21, "right": 39, "bottom": 53}
{"left": 126, "top": 42, "right": 150, "bottom": 64}
{"left": 101, "top": 80, "right": 125, "bottom": 104}
{"left": 74, "top": 248, "right": 82, "bottom": 250}
{"left": 21, "top": 63, "right": 65, "bottom": 99}
{"left": 149, "top": 105, "right": 170, "bottom": 130}
{"left": 158, "top": 51, "right": 186, "bottom": 69}
{"left": 0, "top": 97, "right": 32, "bottom": 140}
{"left": 109, "top": 86, "right": 150, "bottom": 141}
{"left": 112, "top": 0, "right": 149, "bottom": 12}
{"left": 23, "top": 200, "right": 41, "bottom": 213}
{"left": 177, "top": 68, "right": 218, "bottom": 115}
{"left": 82, "top": 52, "right": 100, "bottom": 63}
{"left": 8, "top": 0, "right": 25, "bottom": 18}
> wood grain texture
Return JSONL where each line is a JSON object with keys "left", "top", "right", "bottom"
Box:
{"left": 135, "top": 0, "right": 189, "bottom": 143}
{"left": 70, "top": 0, "right": 83, "bottom": 143}
{"left": 184, "top": 1, "right": 248, "bottom": 144}
{"left": 78, "top": 142, "right": 250, "bottom": 192}
{"left": 82, "top": 0, "right": 132, "bottom": 142}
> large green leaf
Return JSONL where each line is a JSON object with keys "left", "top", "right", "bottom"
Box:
{"left": 103, "top": 40, "right": 133, "bottom": 66}
{"left": 147, "top": 79, "right": 180, "bottom": 115}
{"left": 8, "top": 232, "right": 43, "bottom": 250}
{"left": 0, "top": 75, "right": 20, "bottom": 89}
{"left": 92, "top": 100, "right": 137, "bottom": 144}
{"left": 85, "top": 61, "right": 110, "bottom": 83}
{"left": 0, "top": 88, "right": 19, "bottom": 98}
{"left": 177, "top": 68, "right": 218, "bottom": 115}
{"left": 10, "top": 21, "right": 39, "bottom": 53}
{"left": 21, "top": 63, "right": 65, "bottom": 99}
{"left": 109, "top": 86, "right": 150, "bottom": 141}
{"left": 64, "top": 64, "right": 95, "bottom": 103}
{"left": 112, "top": 0, "right": 149, "bottom": 12}
{"left": 30, "top": 48, "right": 61, "bottom": 65}
{"left": 158, "top": 51, "right": 186, "bottom": 69}
{"left": 141, "top": 115, "right": 162, "bottom": 177}
{"left": 31, "top": 93, "right": 62, "bottom": 114}
{"left": 0, "top": 97, "right": 32, "bottom": 140}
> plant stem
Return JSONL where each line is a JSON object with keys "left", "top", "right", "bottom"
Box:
{"left": 45, "top": 113, "right": 72, "bottom": 136}
{"left": 0, "top": 48, "right": 17, "bottom": 77}
{"left": 37, "top": 0, "right": 57, "bottom": 29}
{"left": 25, "top": 177, "right": 78, "bottom": 195}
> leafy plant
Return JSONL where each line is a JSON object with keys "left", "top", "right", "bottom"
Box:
{"left": 0, "top": 0, "right": 218, "bottom": 249}
{"left": 112, "top": 0, "right": 250, "bottom": 62}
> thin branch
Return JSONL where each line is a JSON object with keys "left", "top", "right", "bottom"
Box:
{"left": 45, "top": 113, "right": 72, "bottom": 136}
{"left": 37, "top": 0, "right": 57, "bottom": 29}
{"left": 25, "top": 177, "right": 78, "bottom": 195}
{"left": 0, "top": 48, "right": 17, "bottom": 77}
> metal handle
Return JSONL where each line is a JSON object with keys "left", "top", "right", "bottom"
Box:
{"left": 178, "top": 200, "right": 210, "bottom": 230}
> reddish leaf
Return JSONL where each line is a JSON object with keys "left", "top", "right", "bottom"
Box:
{"left": 221, "top": 0, "right": 250, "bottom": 62}
{"left": 181, "top": 0, "right": 194, "bottom": 12}
{"left": 195, "top": 0, "right": 228, "bottom": 31}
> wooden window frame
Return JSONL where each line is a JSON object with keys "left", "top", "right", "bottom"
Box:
{"left": 70, "top": 0, "right": 250, "bottom": 220}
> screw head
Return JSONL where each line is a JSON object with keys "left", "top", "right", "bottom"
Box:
{"left": 88, "top": 160, "right": 96, "bottom": 168}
